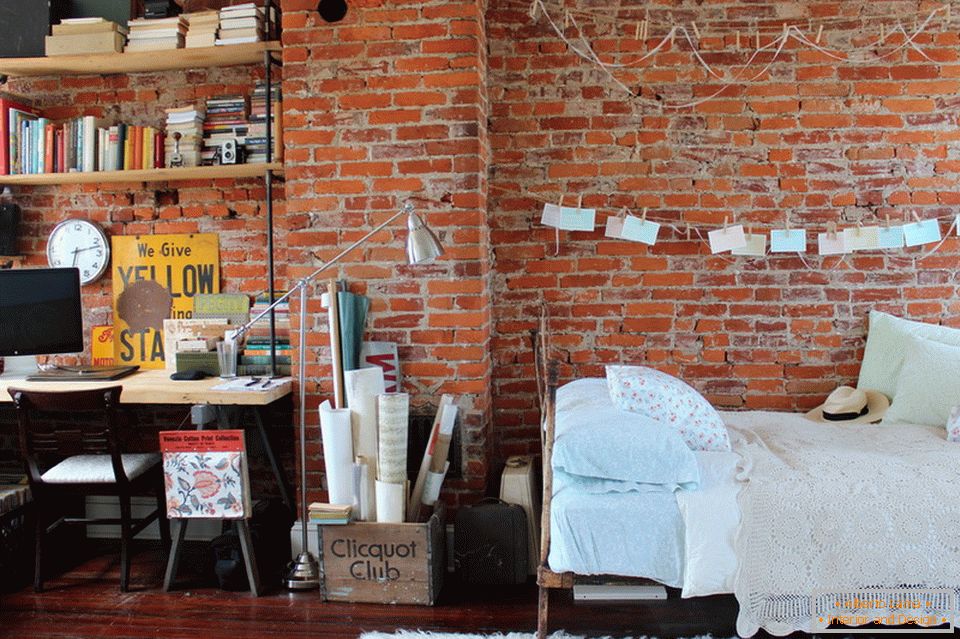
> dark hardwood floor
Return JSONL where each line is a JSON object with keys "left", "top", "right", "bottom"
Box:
{"left": 0, "top": 540, "right": 749, "bottom": 639}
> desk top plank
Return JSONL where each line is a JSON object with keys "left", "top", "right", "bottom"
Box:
{"left": 0, "top": 370, "right": 291, "bottom": 406}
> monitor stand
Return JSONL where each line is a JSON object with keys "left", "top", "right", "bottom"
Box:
{"left": 1, "top": 355, "right": 39, "bottom": 378}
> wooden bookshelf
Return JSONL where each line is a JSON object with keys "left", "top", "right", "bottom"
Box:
{"left": 0, "top": 42, "right": 281, "bottom": 78}
{"left": 0, "top": 163, "right": 283, "bottom": 186}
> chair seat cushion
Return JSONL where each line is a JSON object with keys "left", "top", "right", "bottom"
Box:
{"left": 41, "top": 453, "right": 160, "bottom": 484}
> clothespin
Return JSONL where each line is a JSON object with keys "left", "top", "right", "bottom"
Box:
{"left": 856, "top": 220, "right": 863, "bottom": 237}
{"left": 670, "top": 27, "right": 675, "bottom": 46}
{"left": 880, "top": 24, "right": 886, "bottom": 42}
{"left": 563, "top": 10, "right": 570, "bottom": 29}
{"left": 692, "top": 21, "right": 701, "bottom": 40}
{"left": 635, "top": 22, "right": 641, "bottom": 39}
{"left": 782, "top": 22, "right": 788, "bottom": 39}
{"left": 641, "top": 18, "right": 648, "bottom": 41}
{"left": 620, "top": 207, "right": 629, "bottom": 220}
{"left": 577, "top": 194, "right": 583, "bottom": 211}
{"left": 641, "top": 208, "right": 648, "bottom": 223}
{"left": 755, "top": 27, "right": 761, "bottom": 49}
{"left": 816, "top": 24, "right": 824, "bottom": 44}
{"left": 686, "top": 224, "right": 692, "bottom": 241}
{"left": 736, "top": 30, "right": 741, "bottom": 50}
{"left": 723, "top": 216, "right": 730, "bottom": 231}
{"left": 828, "top": 221, "right": 837, "bottom": 240}
{"left": 912, "top": 211, "right": 923, "bottom": 224}
{"left": 885, "top": 214, "right": 891, "bottom": 228}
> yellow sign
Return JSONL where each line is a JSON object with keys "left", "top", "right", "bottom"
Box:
{"left": 91, "top": 326, "right": 114, "bottom": 366}
{"left": 112, "top": 234, "right": 220, "bottom": 368}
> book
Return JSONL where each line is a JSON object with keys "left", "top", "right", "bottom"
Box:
{"left": 0, "top": 94, "right": 34, "bottom": 175}
{"left": 176, "top": 337, "right": 220, "bottom": 352}
{"left": 45, "top": 31, "right": 126, "bottom": 56}
{"left": 52, "top": 19, "right": 128, "bottom": 36}
{"left": 240, "top": 355, "right": 292, "bottom": 365}
{"left": 160, "top": 430, "right": 251, "bottom": 519}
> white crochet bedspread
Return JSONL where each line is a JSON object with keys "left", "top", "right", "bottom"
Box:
{"left": 725, "top": 411, "right": 960, "bottom": 637}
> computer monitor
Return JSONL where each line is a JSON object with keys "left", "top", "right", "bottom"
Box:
{"left": 0, "top": 267, "right": 84, "bottom": 358}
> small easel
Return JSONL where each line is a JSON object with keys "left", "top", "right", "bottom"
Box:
{"left": 158, "top": 429, "right": 262, "bottom": 596}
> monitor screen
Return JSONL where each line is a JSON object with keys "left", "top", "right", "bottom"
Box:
{"left": 0, "top": 268, "right": 84, "bottom": 357}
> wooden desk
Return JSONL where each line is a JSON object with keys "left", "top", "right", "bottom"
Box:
{"left": 0, "top": 369, "right": 291, "bottom": 406}
{"left": 0, "top": 369, "right": 295, "bottom": 512}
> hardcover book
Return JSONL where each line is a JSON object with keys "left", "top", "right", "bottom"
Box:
{"left": 160, "top": 430, "right": 251, "bottom": 519}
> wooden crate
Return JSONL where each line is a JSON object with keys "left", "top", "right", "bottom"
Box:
{"left": 317, "top": 504, "right": 445, "bottom": 605}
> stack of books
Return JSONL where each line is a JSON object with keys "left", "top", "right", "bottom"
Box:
{"left": 46, "top": 18, "right": 127, "bottom": 56}
{"left": 246, "top": 81, "right": 282, "bottom": 164}
{"left": 164, "top": 105, "right": 204, "bottom": 168}
{"left": 184, "top": 10, "right": 220, "bottom": 48}
{"left": 201, "top": 95, "right": 249, "bottom": 165}
{"left": 217, "top": 3, "right": 265, "bottom": 45}
{"left": 308, "top": 503, "right": 352, "bottom": 525}
{"left": 239, "top": 290, "right": 291, "bottom": 376}
{"left": 109, "top": 124, "right": 164, "bottom": 171}
{"left": 125, "top": 16, "right": 187, "bottom": 52}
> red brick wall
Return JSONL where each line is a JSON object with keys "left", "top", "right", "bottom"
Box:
{"left": 279, "top": 0, "right": 493, "bottom": 505}
{"left": 486, "top": 1, "right": 960, "bottom": 457}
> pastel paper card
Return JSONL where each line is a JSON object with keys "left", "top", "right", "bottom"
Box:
{"left": 708, "top": 225, "right": 747, "bottom": 254}
{"left": 621, "top": 216, "right": 661, "bottom": 245}
{"left": 817, "top": 233, "right": 847, "bottom": 256}
{"left": 731, "top": 233, "right": 767, "bottom": 256}
{"left": 842, "top": 226, "right": 880, "bottom": 251}
{"left": 605, "top": 216, "right": 624, "bottom": 239}
{"left": 902, "top": 219, "right": 941, "bottom": 247}
{"left": 770, "top": 229, "right": 807, "bottom": 253}
{"left": 540, "top": 203, "right": 561, "bottom": 228}
{"left": 877, "top": 226, "right": 904, "bottom": 249}
{"left": 559, "top": 206, "right": 596, "bottom": 231}
{"left": 949, "top": 406, "right": 960, "bottom": 442}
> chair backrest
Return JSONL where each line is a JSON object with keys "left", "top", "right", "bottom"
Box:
{"left": 8, "top": 386, "right": 126, "bottom": 486}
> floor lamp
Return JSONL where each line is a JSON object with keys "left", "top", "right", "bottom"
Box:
{"left": 231, "top": 201, "right": 444, "bottom": 590}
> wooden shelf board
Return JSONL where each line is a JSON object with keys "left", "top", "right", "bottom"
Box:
{"left": 0, "top": 163, "right": 282, "bottom": 186}
{"left": 0, "top": 42, "right": 281, "bottom": 78}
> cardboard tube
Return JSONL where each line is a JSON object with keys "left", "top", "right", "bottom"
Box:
{"left": 327, "top": 281, "right": 345, "bottom": 408}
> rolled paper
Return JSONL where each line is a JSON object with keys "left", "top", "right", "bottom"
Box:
{"left": 345, "top": 367, "right": 385, "bottom": 520}
{"left": 408, "top": 395, "right": 454, "bottom": 519}
{"left": 355, "top": 456, "right": 373, "bottom": 522}
{"left": 421, "top": 463, "right": 450, "bottom": 507}
{"left": 319, "top": 400, "right": 354, "bottom": 506}
{"left": 375, "top": 480, "right": 405, "bottom": 524}
{"left": 377, "top": 392, "right": 409, "bottom": 485}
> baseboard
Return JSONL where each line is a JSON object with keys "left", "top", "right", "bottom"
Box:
{"left": 85, "top": 496, "right": 221, "bottom": 541}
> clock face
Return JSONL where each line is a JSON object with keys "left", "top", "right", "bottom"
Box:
{"left": 46, "top": 219, "right": 110, "bottom": 285}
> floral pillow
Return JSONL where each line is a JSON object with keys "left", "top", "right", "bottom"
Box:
{"left": 605, "top": 365, "right": 731, "bottom": 452}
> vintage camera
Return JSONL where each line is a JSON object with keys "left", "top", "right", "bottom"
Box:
{"left": 219, "top": 139, "right": 243, "bottom": 165}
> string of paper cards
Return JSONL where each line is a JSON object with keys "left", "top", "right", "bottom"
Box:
{"left": 532, "top": 192, "right": 959, "bottom": 267}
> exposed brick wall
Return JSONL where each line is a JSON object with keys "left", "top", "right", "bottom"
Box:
{"left": 486, "top": 0, "right": 960, "bottom": 457}
{"left": 279, "top": 0, "right": 493, "bottom": 506}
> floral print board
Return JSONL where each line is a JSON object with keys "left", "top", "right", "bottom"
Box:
{"left": 159, "top": 430, "right": 251, "bottom": 519}
{"left": 605, "top": 365, "right": 732, "bottom": 452}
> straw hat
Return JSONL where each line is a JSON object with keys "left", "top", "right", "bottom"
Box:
{"left": 805, "top": 386, "right": 889, "bottom": 424}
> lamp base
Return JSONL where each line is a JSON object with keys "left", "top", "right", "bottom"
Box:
{"left": 285, "top": 551, "right": 320, "bottom": 590}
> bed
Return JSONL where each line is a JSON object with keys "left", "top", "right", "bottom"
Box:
{"left": 535, "top": 367, "right": 960, "bottom": 638}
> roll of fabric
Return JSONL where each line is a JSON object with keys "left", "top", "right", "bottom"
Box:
{"left": 319, "top": 400, "right": 354, "bottom": 506}
{"left": 377, "top": 392, "right": 409, "bottom": 484}
{"left": 345, "top": 367, "right": 384, "bottom": 521}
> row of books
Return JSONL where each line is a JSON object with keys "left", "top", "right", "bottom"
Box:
{"left": 242, "top": 290, "right": 291, "bottom": 375}
{"left": 4, "top": 109, "right": 164, "bottom": 175}
{"left": 200, "top": 83, "right": 281, "bottom": 165}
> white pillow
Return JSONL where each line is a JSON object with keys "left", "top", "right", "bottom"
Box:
{"left": 859, "top": 310, "right": 960, "bottom": 400}
{"left": 605, "top": 365, "right": 731, "bottom": 452}
{"left": 677, "top": 451, "right": 741, "bottom": 598}
{"left": 883, "top": 336, "right": 960, "bottom": 427}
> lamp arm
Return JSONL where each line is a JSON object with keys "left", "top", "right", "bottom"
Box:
{"left": 233, "top": 203, "right": 412, "bottom": 341}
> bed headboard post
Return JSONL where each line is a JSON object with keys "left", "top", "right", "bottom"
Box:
{"left": 539, "top": 360, "right": 560, "bottom": 574}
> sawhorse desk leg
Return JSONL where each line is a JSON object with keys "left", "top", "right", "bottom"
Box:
{"left": 163, "top": 519, "right": 263, "bottom": 596}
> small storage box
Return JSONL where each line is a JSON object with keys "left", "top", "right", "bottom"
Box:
{"left": 317, "top": 504, "right": 444, "bottom": 605}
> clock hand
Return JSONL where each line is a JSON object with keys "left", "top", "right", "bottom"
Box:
{"left": 71, "top": 247, "right": 81, "bottom": 267}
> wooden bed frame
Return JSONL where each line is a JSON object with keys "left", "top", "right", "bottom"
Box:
{"left": 533, "top": 321, "right": 659, "bottom": 639}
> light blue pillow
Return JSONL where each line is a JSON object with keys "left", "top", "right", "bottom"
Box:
{"left": 553, "top": 402, "right": 700, "bottom": 488}
{"left": 859, "top": 310, "right": 960, "bottom": 400}
{"left": 554, "top": 468, "right": 698, "bottom": 494}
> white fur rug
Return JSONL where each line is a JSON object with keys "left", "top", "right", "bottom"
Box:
{"left": 359, "top": 632, "right": 727, "bottom": 639}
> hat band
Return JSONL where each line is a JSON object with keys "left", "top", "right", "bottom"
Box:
{"left": 822, "top": 404, "right": 869, "bottom": 422}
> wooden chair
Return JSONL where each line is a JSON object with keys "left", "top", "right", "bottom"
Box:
{"left": 8, "top": 386, "right": 170, "bottom": 592}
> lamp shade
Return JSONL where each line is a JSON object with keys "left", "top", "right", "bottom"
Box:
{"left": 405, "top": 212, "right": 444, "bottom": 265}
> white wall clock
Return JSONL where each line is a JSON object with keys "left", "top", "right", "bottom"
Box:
{"left": 46, "top": 219, "right": 110, "bottom": 285}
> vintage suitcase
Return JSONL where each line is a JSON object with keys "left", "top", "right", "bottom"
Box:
{"left": 454, "top": 498, "right": 528, "bottom": 585}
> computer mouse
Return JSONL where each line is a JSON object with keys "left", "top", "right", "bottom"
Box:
{"left": 170, "top": 369, "right": 210, "bottom": 381}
